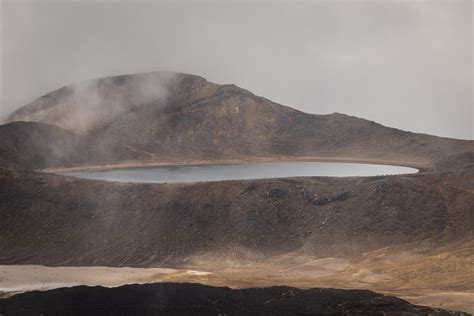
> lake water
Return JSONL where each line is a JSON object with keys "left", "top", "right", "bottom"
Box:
{"left": 63, "top": 161, "right": 418, "bottom": 183}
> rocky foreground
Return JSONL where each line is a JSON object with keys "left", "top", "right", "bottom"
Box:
{"left": 0, "top": 283, "right": 468, "bottom": 316}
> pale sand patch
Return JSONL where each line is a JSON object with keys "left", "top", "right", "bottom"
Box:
{"left": 1, "top": 251, "right": 471, "bottom": 314}
{"left": 0, "top": 265, "right": 211, "bottom": 294}
{"left": 407, "top": 293, "right": 474, "bottom": 315}
{"left": 352, "top": 269, "right": 393, "bottom": 284}
{"left": 183, "top": 250, "right": 351, "bottom": 280}
{"left": 278, "top": 258, "right": 350, "bottom": 279}
{"left": 181, "top": 251, "right": 353, "bottom": 288}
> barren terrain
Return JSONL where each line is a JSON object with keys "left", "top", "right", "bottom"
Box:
{"left": 0, "top": 72, "right": 472, "bottom": 314}
{"left": 3, "top": 282, "right": 468, "bottom": 316}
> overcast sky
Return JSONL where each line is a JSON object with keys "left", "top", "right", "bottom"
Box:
{"left": 0, "top": 0, "right": 472, "bottom": 139}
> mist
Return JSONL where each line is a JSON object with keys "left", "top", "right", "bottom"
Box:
{"left": 8, "top": 72, "right": 178, "bottom": 132}
{"left": 0, "top": 0, "right": 472, "bottom": 139}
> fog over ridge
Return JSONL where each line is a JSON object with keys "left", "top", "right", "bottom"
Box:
{"left": 1, "top": 0, "right": 472, "bottom": 139}
{"left": 7, "top": 71, "right": 179, "bottom": 133}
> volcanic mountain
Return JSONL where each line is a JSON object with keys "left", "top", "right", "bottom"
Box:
{"left": 0, "top": 71, "right": 473, "bottom": 314}
{"left": 3, "top": 72, "right": 472, "bottom": 170}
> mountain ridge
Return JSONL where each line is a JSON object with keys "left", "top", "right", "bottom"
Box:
{"left": 2, "top": 71, "right": 473, "bottom": 170}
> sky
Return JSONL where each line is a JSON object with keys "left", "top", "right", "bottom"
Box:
{"left": 0, "top": 0, "right": 472, "bottom": 139}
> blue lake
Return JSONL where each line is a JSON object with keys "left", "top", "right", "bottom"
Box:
{"left": 62, "top": 161, "right": 418, "bottom": 184}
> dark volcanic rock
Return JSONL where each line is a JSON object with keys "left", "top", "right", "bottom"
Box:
{"left": 0, "top": 168, "right": 472, "bottom": 266}
{"left": 309, "top": 191, "right": 349, "bottom": 205}
{"left": 0, "top": 283, "right": 466, "bottom": 316}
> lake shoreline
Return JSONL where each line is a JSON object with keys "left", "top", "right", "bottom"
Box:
{"left": 41, "top": 156, "right": 427, "bottom": 173}
{"left": 51, "top": 161, "right": 419, "bottom": 183}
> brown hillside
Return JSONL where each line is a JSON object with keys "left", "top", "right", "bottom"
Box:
{"left": 4, "top": 72, "right": 473, "bottom": 170}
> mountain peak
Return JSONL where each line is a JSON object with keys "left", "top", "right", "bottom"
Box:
{"left": 6, "top": 71, "right": 217, "bottom": 133}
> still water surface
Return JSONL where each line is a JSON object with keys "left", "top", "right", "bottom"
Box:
{"left": 63, "top": 161, "right": 418, "bottom": 183}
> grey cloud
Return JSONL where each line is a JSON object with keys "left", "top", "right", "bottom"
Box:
{"left": 0, "top": 0, "right": 472, "bottom": 139}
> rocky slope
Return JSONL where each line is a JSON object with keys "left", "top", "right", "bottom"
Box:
{"left": 0, "top": 283, "right": 467, "bottom": 315}
{"left": 0, "top": 167, "right": 472, "bottom": 266}
{"left": 3, "top": 72, "right": 473, "bottom": 170}
{"left": 0, "top": 122, "right": 82, "bottom": 170}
